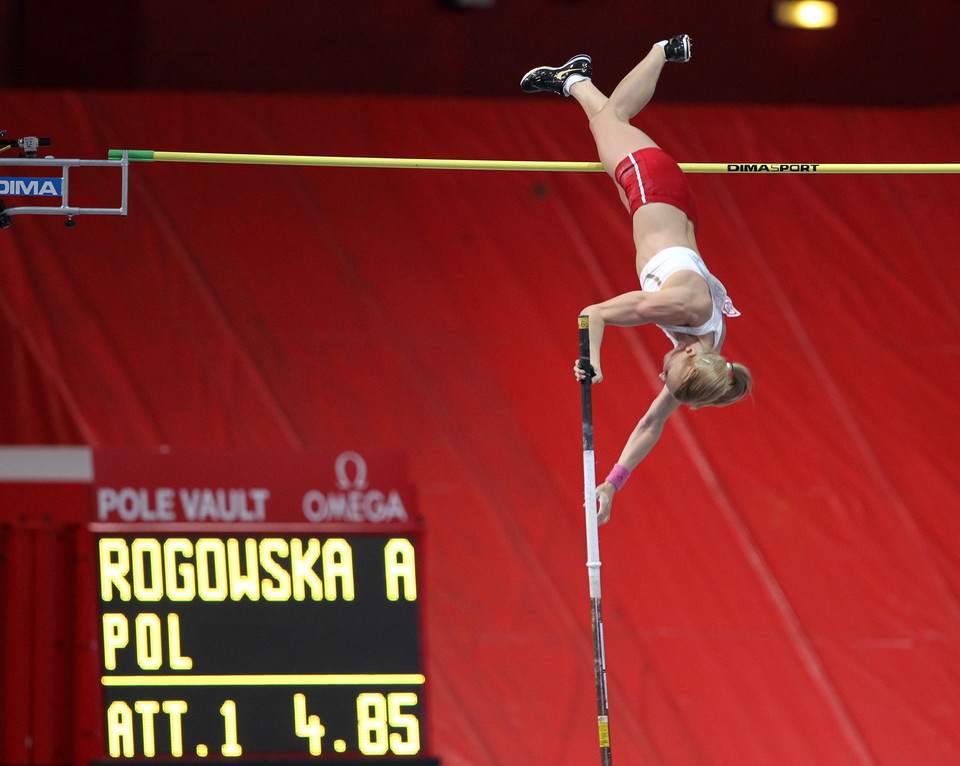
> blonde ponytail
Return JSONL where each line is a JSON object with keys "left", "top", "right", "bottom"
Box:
{"left": 674, "top": 352, "right": 753, "bottom": 409}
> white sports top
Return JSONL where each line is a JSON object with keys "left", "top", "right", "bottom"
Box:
{"left": 639, "top": 246, "right": 741, "bottom": 349}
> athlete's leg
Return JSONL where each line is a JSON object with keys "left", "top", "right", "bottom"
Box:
{"left": 520, "top": 37, "right": 688, "bottom": 177}
{"left": 570, "top": 44, "right": 668, "bottom": 176}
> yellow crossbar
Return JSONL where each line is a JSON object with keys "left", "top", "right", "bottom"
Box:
{"left": 107, "top": 150, "right": 960, "bottom": 173}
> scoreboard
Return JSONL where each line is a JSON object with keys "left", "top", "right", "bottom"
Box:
{"left": 98, "top": 534, "right": 423, "bottom": 760}
{"left": 0, "top": 447, "right": 439, "bottom": 766}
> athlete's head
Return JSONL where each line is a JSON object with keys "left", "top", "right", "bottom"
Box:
{"left": 661, "top": 347, "right": 752, "bottom": 408}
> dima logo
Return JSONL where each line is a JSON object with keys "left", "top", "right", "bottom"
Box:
{"left": 0, "top": 177, "right": 63, "bottom": 196}
{"left": 726, "top": 164, "right": 821, "bottom": 173}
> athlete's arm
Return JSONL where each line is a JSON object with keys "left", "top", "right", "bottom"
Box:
{"left": 596, "top": 385, "right": 681, "bottom": 524}
{"left": 579, "top": 289, "right": 700, "bottom": 380}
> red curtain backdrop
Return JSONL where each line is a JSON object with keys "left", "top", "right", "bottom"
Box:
{"left": 3, "top": 91, "right": 960, "bottom": 765}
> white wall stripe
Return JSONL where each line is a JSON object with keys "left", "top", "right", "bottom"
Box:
{"left": 0, "top": 447, "right": 94, "bottom": 482}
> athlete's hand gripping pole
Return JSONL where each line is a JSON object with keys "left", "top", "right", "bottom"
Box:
{"left": 578, "top": 315, "right": 612, "bottom": 765}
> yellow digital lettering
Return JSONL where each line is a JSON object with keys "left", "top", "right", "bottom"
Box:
{"left": 322, "top": 539, "right": 354, "bottom": 601}
{"left": 131, "top": 538, "right": 164, "bottom": 601}
{"left": 219, "top": 700, "right": 243, "bottom": 756}
{"left": 293, "top": 693, "right": 324, "bottom": 755}
{"left": 290, "top": 538, "right": 324, "bottom": 601}
{"left": 99, "top": 539, "right": 131, "bottom": 601}
{"left": 162, "top": 700, "right": 188, "bottom": 757}
{"left": 259, "top": 538, "right": 291, "bottom": 601}
{"left": 357, "top": 693, "right": 388, "bottom": 756}
{"left": 387, "top": 692, "right": 421, "bottom": 755}
{"left": 102, "top": 613, "right": 129, "bottom": 670}
{"left": 106, "top": 700, "right": 135, "bottom": 757}
{"left": 384, "top": 538, "right": 417, "bottom": 601}
{"left": 163, "top": 538, "right": 195, "bottom": 601}
{"left": 135, "top": 613, "right": 163, "bottom": 670}
{"left": 167, "top": 613, "right": 193, "bottom": 670}
{"left": 227, "top": 538, "right": 260, "bottom": 601}
{"left": 134, "top": 700, "right": 160, "bottom": 757}
{"left": 195, "top": 538, "right": 228, "bottom": 601}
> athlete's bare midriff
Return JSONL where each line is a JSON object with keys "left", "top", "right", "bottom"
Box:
{"left": 631, "top": 203, "right": 699, "bottom": 271}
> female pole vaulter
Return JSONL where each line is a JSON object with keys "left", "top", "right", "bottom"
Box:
{"left": 522, "top": 36, "right": 753, "bottom": 524}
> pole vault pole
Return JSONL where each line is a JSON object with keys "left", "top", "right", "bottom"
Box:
{"left": 578, "top": 315, "right": 612, "bottom": 766}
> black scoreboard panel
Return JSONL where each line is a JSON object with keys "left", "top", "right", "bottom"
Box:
{"left": 97, "top": 533, "right": 432, "bottom": 762}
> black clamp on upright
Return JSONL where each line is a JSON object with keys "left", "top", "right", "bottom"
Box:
{"left": 0, "top": 132, "right": 52, "bottom": 158}
{"left": 0, "top": 131, "right": 53, "bottom": 228}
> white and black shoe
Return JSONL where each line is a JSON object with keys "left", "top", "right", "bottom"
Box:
{"left": 663, "top": 34, "right": 692, "bottom": 63}
{"left": 520, "top": 54, "right": 592, "bottom": 96}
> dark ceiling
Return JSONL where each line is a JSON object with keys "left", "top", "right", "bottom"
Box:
{"left": 2, "top": 0, "right": 958, "bottom": 105}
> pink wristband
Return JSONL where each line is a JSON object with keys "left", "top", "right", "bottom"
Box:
{"left": 605, "top": 463, "right": 630, "bottom": 491}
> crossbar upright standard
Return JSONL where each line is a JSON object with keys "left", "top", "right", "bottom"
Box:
{"left": 0, "top": 152, "right": 129, "bottom": 227}
{"left": 579, "top": 315, "right": 612, "bottom": 765}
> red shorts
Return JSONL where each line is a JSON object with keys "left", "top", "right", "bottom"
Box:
{"left": 614, "top": 148, "right": 700, "bottom": 233}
